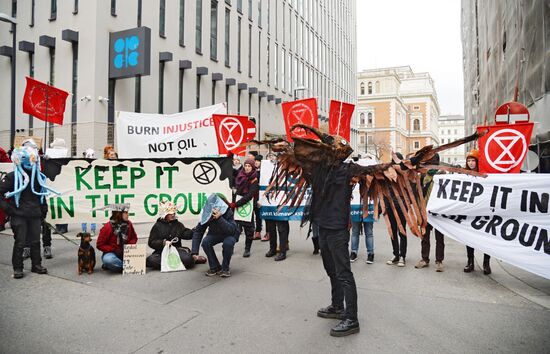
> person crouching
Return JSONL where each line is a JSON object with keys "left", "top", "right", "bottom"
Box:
{"left": 194, "top": 194, "right": 239, "bottom": 277}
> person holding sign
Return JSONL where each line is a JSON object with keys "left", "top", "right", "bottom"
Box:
{"left": 146, "top": 200, "right": 196, "bottom": 270}
{"left": 462, "top": 150, "right": 492, "bottom": 275}
{"left": 96, "top": 204, "right": 138, "bottom": 273}
{"left": 229, "top": 159, "right": 259, "bottom": 258}
{"left": 194, "top": 194, "right": 240, "bottom": 277}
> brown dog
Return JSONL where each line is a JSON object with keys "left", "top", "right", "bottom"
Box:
{"left": 77, "top": 232, "right": 96, "bottom": 275}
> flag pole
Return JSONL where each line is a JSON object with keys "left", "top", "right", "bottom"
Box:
{"left": 43, "top": 82, "right": 49, "bottom": 152}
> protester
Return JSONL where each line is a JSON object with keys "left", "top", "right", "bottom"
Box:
{"left": 462, "top": 149, "right": 492, "bottom": 275}
{"left": 311, "top": 223, "right": 320, "bottom": 255}
{"left": 103, "top": 145, "right": 118, "bottom": 159}
{"left": 265, "top": 219, "right": 290, "bottom": 261}
{"left": 0, "top": 140, "right": 52, "bottom": 279}
{"left": 229, "top": 158, "right": 259, "bottom": 257}
{"left": 253, "top": 154, "right": 268, "bottom": 241}
{"left": 415, "top": 155, "right": 445, "bottom": 272}
{"left": 0, "top": 146, "right": 11, "bottom": 232}
{"left": 96, "top": 204, "right": 138, "bottom": 272}
{"left": 386, "top": 152, "right": 408, "bottom": 267}
{"left": 194, "top": 194, "right": 239, "bottom": 277}
{"left": 146, "top": 201, "right": 197, "bottom": 270}
{"left": 350, "top": 218, "right": 375, "bottom": 264}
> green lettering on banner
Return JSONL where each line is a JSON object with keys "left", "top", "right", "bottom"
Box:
{"left": 159, "top": 193, "right": 171, "bottom": 203}
{"left": 155, "top": 166, "right": 162, "bottom": 189}
{"left": 103, "top": 195, "right": 110, "bottom": 217}
{"left": 189, "top": 193, "right": 203, "bottom": 215}
{"left": 49, "top": 197, "right": 56, "bottom": 219}
{"left": 55, "top": 196, "right": 75, "bottom": 219}
{"left": 95, "top": 166, "right": 110, "bottom": 190}
{"left": 130, "top": 167, "right": 145, "bottom": 188}
{"left": 112, "top": 166, "right": 128, "bottom": 189}
{"left": 85, "top": 195, "right": 101, "bottom": 217}
{"left": 144, "top": 194, "right": 158, "bottom": 216}
{"left": 173, "top": 193, "right": 187, "bottom": 214}
{"left": 75, "top": 166, "right": 92, "bottom": 191}
{"left": 164, "top": 166, "right": 178, "bottom": 188}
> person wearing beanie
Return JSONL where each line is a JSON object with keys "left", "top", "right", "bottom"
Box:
{"left": 463, "top": 149, "right": 491, "bottom": 275}
{"left": 230, "top": 159, "right": 259, "bottom": 257}
{"left": 253, "top": 154, "right": 267, "bottom": 240}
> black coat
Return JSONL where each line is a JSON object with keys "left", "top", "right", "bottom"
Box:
{"left": 148, "top": 217, "right": 194, "bottom": 253}
{"left": 0, "top": 171, "right": 48, "bottom": 219}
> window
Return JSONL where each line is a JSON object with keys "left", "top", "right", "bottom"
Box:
{"left": 210, "top": 1, "right": 218, "bottom": 60}
{"left": 196, "top": 0, "right": 203, "bottom": 53}
{"left": 248, "top": 24, "right": 252, "bottom": 77}
{"left": 248, "top": 0, "right": 252, "bottom": 20}
{"left": 367, "top": 112, "right": 373, "bottom": 126}
{"left": 159, "top": 61, "right": 166, "bottom": 113}
{"left": 258, "top": 31, "right": 261, "bottom": 81}
{"left": 237, "top": 0, "right": 242, "bottom": 13}
{"left": 413, "top": 119, "right": 420, "bottom": 131}
{"left": 414, "top": 141, "right": 420, "bottom": 149}
{"left": 413, "top": 105, "right": 420, "bottom": 110}
{"left": 179, "top": 0, "right": 185, "bottom": 46}
{"left": 360, "top": 82, "right": 364, "bottom": 95}
{"left": 281, "top": 48, "right": 286, "bottom": 92}
{"left": 266, "top": 38, "right": 270, "bottom": 85}
{"left": 367, "top": 135, "right": 373, "bottom": 145}
{"left": 360, "top": 113, "right": 365, "bottom": 125}
{"left": 111, "top": 0, "right": 116, "bottom": 16}
{"left": 258, "top": 0, "right": 262, "bottom": 27}
{"left": 159, "top": 0, "right": 166, "bottom": 37}
{"left": 50, "top": 0, "right": 57, "bottom": 20}
{"left": 196, "top": 75, "right": 201, "bottom": 108}
{"left": 360, "top": 135, "right": 365, "bottom": 144}
{"left": 367, "top": 82, "right": 372, "bottom": 94}
{"left": 73, "top": 0, "right": 78, "bottom": 14}
{"left": 274, "top": 43, "right": 278, "bottom": 89}
{"left": 237, "top": 17, "right": 242, "bottom": 72}
{"left": 31, "top": 0, "right": 35, "bottom": 26}
{"left": 224, "top": 8, "right": 230, "bottom": 66}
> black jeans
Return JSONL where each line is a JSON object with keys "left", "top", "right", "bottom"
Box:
{"left": 318, "top": 227, "right": 358, "bottom": 321}
{"left": 388, "top": 208, "right": 407, "bottom": 259}
{"left": 421, "top": 223, "right": 444, "bottom": 262}
{"left": 11, "top": 216, "right": 42, "bottom": 271}
{"left": 24, "top": 220, "right": 51, "bottom": 248}
{"left": 466, "top": 246, "right": 491, "bottom": 263}
{"left": 237, "top": 221, "right": 255, "bottom": 251}
{"left": 254, "top": 206, "right": 262, "bottom": 232}
{"left": 266, "top": 220, "right": 289, "bottom": 253}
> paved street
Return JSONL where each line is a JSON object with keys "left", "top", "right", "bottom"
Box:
{"left": 0, "top": 221, "right": 549, "bottom": 354}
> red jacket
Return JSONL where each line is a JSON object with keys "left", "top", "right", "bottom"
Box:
{"left": 96, "top": 221, "right": 138, "bottom": 257}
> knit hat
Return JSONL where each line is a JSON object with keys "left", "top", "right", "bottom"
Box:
{"left": 467, "top": 149, "right": 479, "bottom": 160}
{"left": 244, "top": 158, "right": 256, "bottom": 168}
{"left": 254, "top": 154, "right": 263, "bottom": 161}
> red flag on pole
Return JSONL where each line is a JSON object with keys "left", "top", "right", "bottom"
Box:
{"left": 212, "top": 114, "right": 256, "bottom": 156}
{"left": 281, "top": 98, "right": 319, "bottom": 142}
{"left": 22, "top": 77, "right": 69, "bottom": 125}
{"left": 329, "top": 100, "right": 355, "bottom": 142}
{"left": 476, "top": 122, "right": 534, "bottom": 173}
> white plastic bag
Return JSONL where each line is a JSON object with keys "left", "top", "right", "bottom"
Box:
{"left": 160, "top": 243, "right": 186, "bottom": 272}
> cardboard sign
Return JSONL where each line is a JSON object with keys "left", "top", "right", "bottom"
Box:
{"left": 281, "top": 98, "right": 319, "bottom": 142}
{"left": 123, "top": 244, "right": 146, "bottom": 275}
{"left": 14, "top": 135, "right": 43, "bottom": 148}
{"left": 212, "top": 114, "right": 256, "bottom": 156}
{"left": 234, "top": 199, "right": 254, "bottom": 222}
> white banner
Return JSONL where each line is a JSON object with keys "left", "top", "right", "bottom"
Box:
{"left": 116, "top": 103, "right": 227, "bottom": 158}
{"left": 43, "top": 159, "right": 231, "bottom": 223}
{"left": 427, "top": 174, "right": 550, "bottom": 280}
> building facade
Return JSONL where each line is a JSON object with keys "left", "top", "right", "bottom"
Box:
{"left": 438, "top": 114, "right": 466, "bottom": 166}
{"left": 356, "top": 66, "right": 440, "bottom": 162}
{"left": 0, "top": 0, "right": 357, "bottom": 156}
{"left": 461, "top": 0, "right": 549, "bottom": 141}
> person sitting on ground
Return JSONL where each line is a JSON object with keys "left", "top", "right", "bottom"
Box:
{"left": 194, "top": 194, "right": 239, "bottom": 277}
{"left": 146, "top": 200, "right": 205, "bottom": 270}
{"left": 96, "top": 204, "right": 138, "bottom": 272}
{"left": 229, "top": 158, "right": 259, "bottom": 257}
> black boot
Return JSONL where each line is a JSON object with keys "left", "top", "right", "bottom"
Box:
{"left": 243, "top": 249, "right": 251, "bottom": 258}
{"left": 31, "top": 265, "right": 48, "bottom": 274}
{"left": 317, "top": 305, "right": 345, "bottom": 319}
{"left": 312, "top": 237, "right": 320, "bottom": 255}
{"left": 330, "top": 319, "right": 360, "bottom": 337}
{"left": 13, "top": 269, "right": 24, "bottom": 279}
{"left": 483, "top": 254, "right": 491, "bottom": 275}
{"left": 274, "top": 252, "right": 286, "bottom": 261}
{"left": 265, "top": 249, "right": 277, "bottom": 257}
{"left": 463, "top": 257, "right": 474, "bottom": 273}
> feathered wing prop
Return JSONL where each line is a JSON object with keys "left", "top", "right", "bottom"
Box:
{"left": 245, "top": 124, "right": 487, "bottom": 238}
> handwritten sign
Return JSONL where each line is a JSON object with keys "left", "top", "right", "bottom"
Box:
{"left": 123, "top": 244, "right": 146, "bottom": 275}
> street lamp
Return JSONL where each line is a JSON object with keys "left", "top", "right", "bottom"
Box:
{"left": 293, "top": 86, "right": 307, "bottom": 101}
{"left": 0, "top": 13, "right": 17, "bottom": 148}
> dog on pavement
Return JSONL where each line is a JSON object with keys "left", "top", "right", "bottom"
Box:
{"left": 77, "top": 232, "right": 96, "bottom": 275}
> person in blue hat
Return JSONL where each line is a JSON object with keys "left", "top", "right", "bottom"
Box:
{"left": 193, "top": 194, "right": 240, "bottom": 277}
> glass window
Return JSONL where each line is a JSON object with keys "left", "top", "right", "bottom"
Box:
{"left": 367, "top": 82, "right": 372, "bottom": 94}
{"left": 367, "top": 112, "right": 373, "bottom": 125}
{"left": 50, "top": 0, "right": 57, "bottom": 20}
{"left": 179, "top": 0, "right": 185, "bottom": 46}
{"left": 210, "top": 0, "right": 218, "bottom": 60}
{"left": 360, "top": 82, "right": 365, "bottom": 95}
{"left": 224, "top": 8, "right": 230, "bottom": 66}
{"left": 414, "top": 141, "right": 420, "bottom": 149}
{"left": 413, "top": 119, "right": 420, "bottom": 131}
{"left": 196, "top": 0, "right": 203, "bottom": 53}
{"left": 360, "top": 113, "right": 365, "bottom": 125}
{"left": 248, "top": 24, "right": 252, "bottom": 77}
{"left": 258, "top": 31, "right": 261, "bottom": 81}
{"left": 159, "top": 0, "right": 166, "bottom": 37}
{"left": 248, "top": 0, "right": 252, "bottom": 20}
{"left": 111, "top": 0, "right": 116, "bottom": 16}
{"left": 237, "top": 0, "right": 242, "bottom": 13}
{"left": 258, "top": 0, "right": 262, "bottom": 27}
{"left": 237, "top": 17, "right": 242, "bottom": 72}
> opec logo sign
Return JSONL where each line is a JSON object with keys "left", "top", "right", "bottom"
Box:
{"left": 109, "top": 27, "right": 151, "bottom": 79}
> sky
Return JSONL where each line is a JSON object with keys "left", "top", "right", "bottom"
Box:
{"left": 356, "top": 0, "right": 464, "bottom": 115}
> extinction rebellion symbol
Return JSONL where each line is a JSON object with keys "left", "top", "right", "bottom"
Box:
{"left": 237, "top": 202, "right": 253, "bottom": 218}
{"left": 193, "top": 162, "right": 217, "bottom": 185}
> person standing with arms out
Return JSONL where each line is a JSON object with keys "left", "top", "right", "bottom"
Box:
{"left": 462, "top": 150, "right": 492, "bottom": 275}
{"left": 229, "top": 159, "right": 259, "bottom": 258}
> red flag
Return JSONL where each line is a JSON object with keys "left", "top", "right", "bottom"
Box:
{"left": 477, "top": 122, "right": 534, "bottom": 173}
{"left": 212, "top": 114, "right": 256, "bottom": 156}
{"left": 281, "top": 98, "right": 319, "bottom": 142}
{"left": 22, "top": 77, "right": 69, "bottom": 125}
{"left": 329, "top": 100, "right": 355, "bottom": 142}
